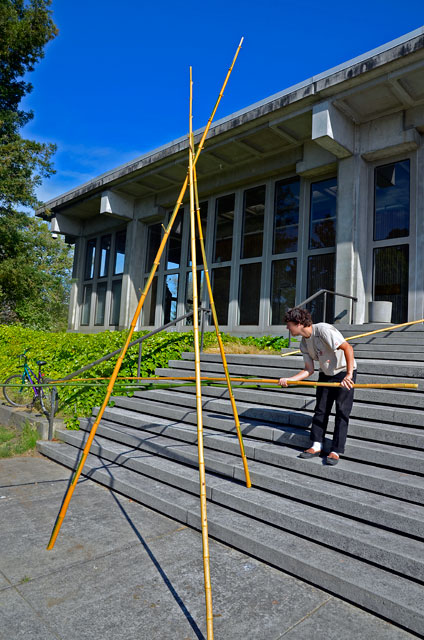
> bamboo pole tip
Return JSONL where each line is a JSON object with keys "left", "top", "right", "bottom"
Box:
{"left": 239, "top": 36, "right": 244, "bottom": 46}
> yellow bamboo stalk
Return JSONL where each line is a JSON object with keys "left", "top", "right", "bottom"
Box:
{"left": 281, "top": 318, "right": 424, "bottom": 357}
{"left": 53, "top": 376, "right": 417, "bottom": 388}
{"left": 193, "top": 164, "right": 251, "bottom": 488}
{"left": 46, "top": 39, "right": 244, "bottom": 552}
{"left": 189, "top": 67, "right": 213, "bottom": 640}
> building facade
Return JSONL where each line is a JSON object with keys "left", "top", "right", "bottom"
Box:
{"left": 38, "top": 28, "right": 424, "bottom": 334}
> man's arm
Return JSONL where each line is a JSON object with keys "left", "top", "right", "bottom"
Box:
{"left": 338, "top": 341, "right": 355, "bottom": 389}
{"left": 279, "top": 361, "right": 314, "bottom": 387}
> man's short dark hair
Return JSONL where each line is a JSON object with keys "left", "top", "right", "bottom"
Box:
{"left": 283, "top": 308, "right": 313, "bottom": 327}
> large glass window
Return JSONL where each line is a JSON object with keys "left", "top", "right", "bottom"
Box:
{"left": 309, "top": 178, "right": 337, "bottom": 249}
{"left": 241, "top": 185, "right": 265, "bottom": 259}
{"left": 374, "top": 160, "right": 410, "bottom": 241}
{"left": 95, "top": 282, "right": 107, "bottom": 325}
{"left": 143, "top": 275, "right": 157, "bottom": 326}
{"left": 188, "top": 202, "right": 208, "bottom": 267}
{"left": 98, "top": 235, "right": 111, "bottom": 278}
{"left": 146, "top": 223, "right": 162, "bottom": 272}
{"left": 374, "top": 245, "right": 408, "bottom": 323}
{"left": 84, "top": 239, "right": 96, "bottom": 280}
{"left": 239, "top": 263, "right": 261, "bottom": 325}
{"left": 273, "top": 179, "right": 300, "bottom": 254}
{"left": 307, "top": 254, "right": 335, "bottom": 322}
{"left": 214, "top": 194, "right": 235, "bottom": 263}
{"left": 113, "top": 231, "right": 126, "bottom": 275}
{"left": 109, "top": 280, "right": 122, "bottom": 325}
{"left": 163, "top": 274, "right": 179, "bottom": 323}
{"left": 166, "top": 212, "right": 184, "bottom": 270}
{"left": 270, "top": 259, "right": 297, "bottom": 325}
{"left": 81, "top": 285, "right": 92, "bottom": 325}
{"left": 212, "top": 267, "right": 231, "bottom": 325}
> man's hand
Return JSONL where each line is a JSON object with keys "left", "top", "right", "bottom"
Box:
{"left": 340, "top": 374, "right": 354, "bottom": 390}
{"left": 279, "top": 378, "right": 289, "bottom": 387}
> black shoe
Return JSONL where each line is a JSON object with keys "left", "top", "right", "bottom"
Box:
{"left": 325, "top": 454, "right": 339, "bottom": 466}
{"left": 298, "top": 449, "right": 321, "bottom": 459}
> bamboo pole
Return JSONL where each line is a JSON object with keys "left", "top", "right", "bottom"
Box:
{"left": 46, "top": 39, "right": 244, "bottom": 551}
{"left": 281, "top": 318, "right": 424, "bottom": 357}
{"left": 189, "top": 67, "right": 214, "bottom": 640}
{"left": 193, "top": 165, "right": 251, "bottom": 488}
{"left": 50, "top": 376, "right": 417, "bottom": 388}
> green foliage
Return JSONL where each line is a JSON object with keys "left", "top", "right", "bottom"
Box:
{"left": 0, "top": 211, "right": 73, "bottom": 329}
{"left": 0, "top": 0, "right": 58, "bottom": 209}
{"left": 215, "top": 333, "right": 290, "bottom": 351}
{"left": 0, "top": 422, "right": 39, "bottom": 457}
{"left": 0, "top": 327, "right": 289, "bottom": 428}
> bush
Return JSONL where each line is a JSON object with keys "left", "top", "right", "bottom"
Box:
{"left": 0, "top": 326, "right": 288, "bottom": 427}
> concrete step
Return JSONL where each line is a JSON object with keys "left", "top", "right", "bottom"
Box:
{"left": 173, "top": 354, "right": 424, "bottom": 380}
{"left": 37, "top": 439, "right": 424, "bottom": 637}
{"left": 56, "top": 426, "right": 424, "bottom": 538}
{"left": 83, "top": 410, "right": 424, "bottom": 504}
{"left": 106, "top": 396, "right": 424, "bottom": 474}
{"left": 157, "top": 366, "right": 424, "bottom": 406}
{"left": 52, "top": 428, "right": 424, "bottom": 581}
{"left": 130, "top": 387, "right": 424, "bottom": 439}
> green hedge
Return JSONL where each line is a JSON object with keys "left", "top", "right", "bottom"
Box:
{"left": 0, "top": 326, "right": 288, "bottom": 428}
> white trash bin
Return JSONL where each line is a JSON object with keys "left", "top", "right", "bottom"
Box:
{"left": 368, "top": 301, "right": 392, "bottom": 323}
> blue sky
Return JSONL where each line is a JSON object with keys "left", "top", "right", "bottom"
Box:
{"left": 21, "top": 0, "right": 424, "bottom": 205}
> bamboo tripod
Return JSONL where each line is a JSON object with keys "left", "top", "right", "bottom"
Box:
{"left": 47, "top": 39, "right": 248, "bottom": 640}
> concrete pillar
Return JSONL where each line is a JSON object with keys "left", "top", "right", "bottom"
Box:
{"left": 122, "top": 219, "right": 145, "bottom": 328}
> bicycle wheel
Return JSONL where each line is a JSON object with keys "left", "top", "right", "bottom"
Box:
{"left": 39, "top": 379, "right": 59, "bottom": 416}
{"left": 3, "top": 374, "right": 34, "bottom": 407}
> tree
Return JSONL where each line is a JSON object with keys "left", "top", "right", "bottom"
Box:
{"left": 0, "top": 0, "right": 58, "bottom": 209}
{"left": 0, "top": 1, "right": 73, "bottom": 330}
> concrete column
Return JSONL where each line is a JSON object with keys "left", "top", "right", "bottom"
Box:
{"left": 335, "top": 154, "right": 369, "bottom": 324}
{"left": 122, "top": 219, "right": 145, "bottom": 328}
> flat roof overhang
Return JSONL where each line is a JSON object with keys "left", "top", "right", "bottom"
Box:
{"left": 37, "top": 26, "right": 424, "bottom": 221}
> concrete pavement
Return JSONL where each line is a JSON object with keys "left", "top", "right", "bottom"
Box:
{"left": 0, "top": 456, "right": 420, "bottom": 640}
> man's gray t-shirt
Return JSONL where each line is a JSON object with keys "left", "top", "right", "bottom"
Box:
{"left": 299, "top": 323, "right": 357, "bottom": 376}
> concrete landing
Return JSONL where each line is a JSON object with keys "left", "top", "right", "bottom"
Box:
{"left": 0, "top": 456, "right": 419, "bottom": 640}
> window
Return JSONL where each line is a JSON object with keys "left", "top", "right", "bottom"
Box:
{"left": 98, "top": 235, "right": 111, "bottom": 278}
{"left": 214, "top": 194, "right": 235, "bottom": 263}
{"left": 166, "top": 213, "right": 184, "bottom": 270}
{"left": 307, "top": 253, "right": 335, "bottom": 322}
{"left": 374, "top": 245, "right": 408, "bottom": 323}
{"left": 95, "top": 282, "right": 107, "bottom": 325}
{"left": 143, "top": 275, "right": 158, "bottom": 326}
{"left": 84, "top": 239, "right": 96, "bottom": 280}
{"left": 145, "top": 223, "right": 162, "bottom": 272}
{"left": 212, "top": 267, "right": 231, "bottom": 325}
{"left": 309, "top": 178, "right": 337, "bottom": 249}
{"left": 374, "top": 160, "right": 410, "bottom": 241}
{"left": 109, "top": 280, "right": 122, "bottom": 325}
{"left": 241, "top": 185, "right": 265, "bottom": 259}
{"left": 273, "top": 179, "right": 300, "bottom": 254}
{"left": 81, "top": 285, "right": 92, "bottom": 325}
{"left": 188, "top": 202, "right": 208, "bottom": 267}
{"left": 271, "top": 259, "right": 297, "bottom": 325}
{"left": 239, "top": 263, "right": 261, "bottom": 325}
{"left": 163, "top": 274, "right": 179, "bottom": 323}
{"left": 114, "top": 230, "right": 126, "bottom": 275}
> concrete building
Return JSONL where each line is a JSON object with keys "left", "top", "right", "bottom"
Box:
{"left": 37, "top": 27, "right": 424, "bottom": 334}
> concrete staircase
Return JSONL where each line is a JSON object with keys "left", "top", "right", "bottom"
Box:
{"left": 38, "top": 323, "right": 424, "bottom": 636}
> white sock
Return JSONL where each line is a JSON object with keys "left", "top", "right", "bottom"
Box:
{"left": 312, "top": 441, "right": 322, "bottom": 452}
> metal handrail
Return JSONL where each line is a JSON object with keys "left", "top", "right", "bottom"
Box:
{"left": 57, "top": 307, "right": 211, "bottom": 382}
{"left": 288, "top": 289, "right": 358, "bottom": 346}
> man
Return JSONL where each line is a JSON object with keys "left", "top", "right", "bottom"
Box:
{"left": 279, "top": 307, "right": 357, "bottom": 465}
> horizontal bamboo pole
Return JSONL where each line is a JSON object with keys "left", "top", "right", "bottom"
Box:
{"left": 281, "top": 317, "right": 424, "bottom": 357}
{"left": 15, "top": 377, "right": 417, "bottom": 389}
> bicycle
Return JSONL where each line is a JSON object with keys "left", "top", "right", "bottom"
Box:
{"left": 2, "top": 349, "right": 58, "bottom": 416}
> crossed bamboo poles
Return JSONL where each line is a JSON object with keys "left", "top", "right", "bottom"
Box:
{"left": 47, "top": 39, "right": 248, "bottom": 640}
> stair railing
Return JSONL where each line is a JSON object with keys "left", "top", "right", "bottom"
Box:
{"left": 288, "top": 289, "right": 358, "bottom": 346}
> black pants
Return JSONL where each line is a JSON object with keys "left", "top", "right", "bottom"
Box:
{"left": 310, "top": 370, "right": 357, "bottom": 454}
